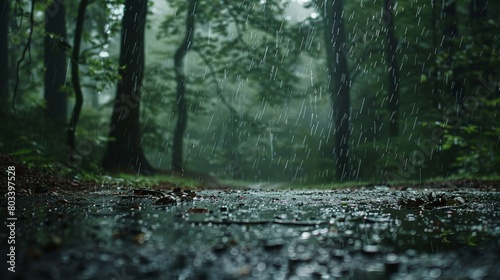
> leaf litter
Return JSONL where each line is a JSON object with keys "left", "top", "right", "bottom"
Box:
{"left": 2, "top": 156, "right": 499, "bottom": 279}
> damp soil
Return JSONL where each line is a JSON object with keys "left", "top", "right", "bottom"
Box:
{"left": 2, "top": 185, "right": 500, "bottom": 280}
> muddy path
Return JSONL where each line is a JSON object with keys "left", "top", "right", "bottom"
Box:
{"left": 2, "top": 187, "right": 500, "bottom": 279}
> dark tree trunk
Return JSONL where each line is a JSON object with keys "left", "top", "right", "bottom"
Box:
{"left": 101, "top": 0, "right": 154, "bottom": 175}
{"left": 172, "top": 0, "right": 197, "bottom": 172}
{"left": 67, "top": 0, "right": 87, "bottom": 152}
{"left": 0, "top": 1, "right": 8, "bottom": 105}
{"left": 323, "top": 0, "right": 352, "bottom": 181}
{"left": 384, "top": 0, "right": 400, "bottom": 137}
{"left": 44, "top": 0, "right": 68, "bottom": 125}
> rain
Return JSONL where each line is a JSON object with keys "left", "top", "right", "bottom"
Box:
{"left": 0, "top": 0, "right": 499, "bottom": 279}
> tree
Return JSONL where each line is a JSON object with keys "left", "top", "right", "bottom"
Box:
{"left": 44, "top": 0, "right": 69, "bottom": 125}
{"left": 322, "top": 0, "right": 352, "bottom": 181}
{"left": 384, "top": 0, "right": 400, "bottom": 137}
{"left": 172, "top": 0, "right": 197, "bottom": 172}
{"left": 0, "top": 1, "right": 8, "bottom": 105}
{"left": 101, "top": 0, "right": 154, "bottom": 175}
{"left": 67, "top": 0, "right": 87, "bottom": 152}
{"left": 161, "top": 0, "right": 298, "bottom": 175}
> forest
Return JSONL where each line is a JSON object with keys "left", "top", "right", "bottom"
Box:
{"left": 0, "top": 0, "right": 499, "bottom": 186}
{"left": 1, "top": 1, "right": 500, "bottom": 279}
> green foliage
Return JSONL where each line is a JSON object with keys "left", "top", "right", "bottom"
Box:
{"left": 3, "top": 0, "right": 499, "bottom": 185}
{"left": 438, "top": 97, "right": 500, "bottom": 175}
{"left": 0, "top": 106, "right": 64, "bottom": 166}
{"left": 141, "top": 0, "right": 306, "bottom": 175}
{"left": 78, "top": 1, "right": 124, "bottom": 95}
{"left": 159, "top": 0, "right": 301, "bottom": 104}
{"left": 352, "top": 137, "right": 435, "bottom": 183}
{"left": 92, "top": 173, "right": 201, "bottom": 189}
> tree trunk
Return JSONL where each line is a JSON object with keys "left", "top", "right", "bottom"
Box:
{"left": 44, "top": 0, "right": 68, "bottom": 125}
{"left": 101, "top": 0, "right": 154, "bottom": 175}
{"left": 0, "top": 1, "right": 8, "bottom": 106}
{"left": 172, "top": 0, "right": 197, "bottom": 172}
{"left": 67, "top": 0, "right": 87, "bottom": 152}
{"left": 323, "top": 0, "right": 352, "bottom": 181}
{"left": 384, "top": 0, "right": 400, "bottom": 137}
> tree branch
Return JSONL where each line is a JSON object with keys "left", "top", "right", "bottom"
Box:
{"left": 193, "top": 49, "right": 238, "bottom": 117}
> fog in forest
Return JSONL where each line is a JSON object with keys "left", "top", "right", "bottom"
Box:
{"left": 1, "top": 0, "right": 498, "bottom": 185}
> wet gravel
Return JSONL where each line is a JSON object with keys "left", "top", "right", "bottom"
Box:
{"left": 2, "top": 188, "right": 500, "bottom": 279}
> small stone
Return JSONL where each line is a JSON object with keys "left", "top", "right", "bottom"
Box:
{"left": 362, "top": 245, "right": 380, "bottom": 255}
{"left": 154, "top": 195, "right": 178, "bottom": 205}
{"left": 384, "top": 253, "right": 400, "bottom": 274}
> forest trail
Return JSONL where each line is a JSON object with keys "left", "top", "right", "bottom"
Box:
{"left": 3, "top": 187, "right": 499, "bottom": 279}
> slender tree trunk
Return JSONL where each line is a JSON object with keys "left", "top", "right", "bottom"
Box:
{"left": 67, "top": 0, "right": 87, "bottom": 151}
{"left": 102, "top": 0, "right": 154, "bottom": 175}
{"left": 44, "top": 0, "right": 68, "bottom": 125}
{"left": 0, "top": 1, "right": 8, "bottom": 108}
{"left": 172, "top": 0, "right": 197, "bottom": 172}
{"left": 323, "top": 0, "right": 352, "bottom": 181}
{"left": 384, "top": 0, "right": 400, "bottom": 137}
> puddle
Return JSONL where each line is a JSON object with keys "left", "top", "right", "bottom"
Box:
{"left": 2, "top": 189, "right": 499, "bottom": 279}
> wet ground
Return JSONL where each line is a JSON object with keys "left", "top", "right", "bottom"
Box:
{"left": 2, "top": 187, "right": 500, "bottom": 280}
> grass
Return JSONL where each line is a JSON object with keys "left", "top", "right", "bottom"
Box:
{"left": 76, "top": 172, "right": 500, "bottom": 192}
{"left": 86, "top": 173, "right": 202, "bottom": 190}
{"left": 274, "top": 174, "right": 500, "bottom": 191}
{"left": 8, "top": 151, "right": 499, "bottom": 192}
